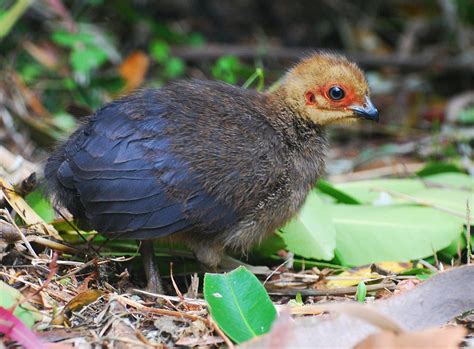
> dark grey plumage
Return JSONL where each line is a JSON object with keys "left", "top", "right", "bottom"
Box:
{"left": 45, "top": 80, "right": 327, "bottom": 266}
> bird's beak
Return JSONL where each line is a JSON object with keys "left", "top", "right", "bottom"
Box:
{"left": 349, "top": 96, "right": 379, "bottom": 122}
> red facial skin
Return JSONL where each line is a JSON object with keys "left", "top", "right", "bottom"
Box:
{"left": 305, "top": 82, "right": 365, "bottom": 111}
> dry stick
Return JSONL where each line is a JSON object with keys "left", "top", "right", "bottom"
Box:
{"left": 2, "top": 209, "right": 39, "bottom": 258}
{"left": 208, "top": 314, "right": 235, "bottom": 349}
{"left": 112, "top": 294, "right": 206, "bottom": 322}
{"left": 0, "top": 270, "right": 69, "bottom": 302}
{"left": 0, "top": 218, "right": 79, "bottom": 254}
{"left": 10, "top": 251, "right": 59, "bottom": 312}
{"left": 266, "top": 281, "right": 395, "bottom": 297}
{"left": 372, "top": 188, "right": 466, "bottom": 218}
{"left": 131, "top": 289, "right": 206, "bottom": 307}
{"left": 467, "top": 200, "right": 471, "bottom": 265}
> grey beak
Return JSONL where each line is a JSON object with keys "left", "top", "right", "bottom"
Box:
{"left": 349, "top": 96, "right": 379, "bottom": 122}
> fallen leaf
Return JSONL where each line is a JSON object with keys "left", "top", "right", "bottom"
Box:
{"left": 327, "top": 262, "right": 417, "bottom": 288}
{"left": 354, "top": 327, "right": 467, "bottom": 349}
{"left": 240, "top": 265, "right": 474, "bottom": 349}
{"left": 0, "top": 177, "right": 61, "bottom": 240}
{"left": 64, "top": 290, "right": 103, "bottom": 314}
{"left": 119, "top": 51, "right": 149, "bottom": 93}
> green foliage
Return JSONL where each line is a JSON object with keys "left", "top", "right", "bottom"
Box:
{"left": 356, "top": 282, "right": 367, "bottom": 303}
{"left": 0, "top": 0, "right": 32, "bottom": 39}
{"left": 416, "top": 162, "right": 464, "bottom": 177}
{"left": 52, "top": 29, "right": 110, "bottom": 78}
{"left": 242, "top": 67, "right": 265, "bottom": 91}
{"left": 204, "top": 266, "right": 277, "bottom": 343}
{"left": 0, "top": 281, "right": 40, "bottom": 328}
{"left": 332, "top": 205, "right": 463, "bottom": 265}
{"left": 149, "top": 39, "right": 186, "bottom": 79}
{"left": 279, "top": 191, "right": 336, "bottom": 260}
{"left": 212, "top": 55, "right": 242, "bottom": 84}
{"left": 458, "top": 107, "right": 474, "bottom": 124}
{"left": 25, "top": 190, "right": 55, "bottom": 223}
{"left": 317, "top": 179, "right": 360, "bottom": 204}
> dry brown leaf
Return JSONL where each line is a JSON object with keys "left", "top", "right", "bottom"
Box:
{"left": 327, "top": 262, "right": 418, "bottom": 288}
{"left": 0, "top": 177, "right": 61, "bottom": 240}
{"left": 354, "top": 327, "right": 467, "bottom": 349}
{"left": 64, "top": 290, "right": 103, "bottom": 314}
{"left": 119, "top": 51, "right": 149, "bottom": 93}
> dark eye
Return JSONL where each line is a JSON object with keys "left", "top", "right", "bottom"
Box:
{"left": 328, "top": 86, "right": 345, "bottom": 101}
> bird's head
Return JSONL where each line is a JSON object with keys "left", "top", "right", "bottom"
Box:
{"left": 275, "top": 52, "right": 378, "bottom": 125}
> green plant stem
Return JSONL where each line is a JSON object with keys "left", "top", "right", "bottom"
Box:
{"left": 242, "top": 68, "right": 264, "bottom": 91}
{"left": 0, "top": 0, "right": 32, "bottom": 39}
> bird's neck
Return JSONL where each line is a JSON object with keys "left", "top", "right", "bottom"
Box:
{"left": 265, "top": 87, "right": 325, "bottom": 150}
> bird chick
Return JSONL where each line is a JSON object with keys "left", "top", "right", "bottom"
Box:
{"left": 44, "top": 52, "right": 378, "bottom": 293}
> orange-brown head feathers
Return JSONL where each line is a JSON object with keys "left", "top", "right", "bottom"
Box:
{"left": 273, "top": 52, "right": 378, "bottom": 125}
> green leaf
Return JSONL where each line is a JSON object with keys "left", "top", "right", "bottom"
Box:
{"left": 52, "top": 30, "right": 96, "bottom": 47}
{"left": 458, "top": 107, "right": 474, "bottom": 124}
{"left": 332, "top": 205, "right": 464, "bottom": 266}
{"left": 406, "top": 188, "right": 473, "bottom": 221}
{"left": 204, "top": 266, "right": 277, "bottom": 344}
{"left": 70, "top": 46, "right": 108, "bottom": 73}
{"left": 279, "top": 191, "right": 336, "bottom": 260}
{"left": 317, "top": 179, "right": 361, "bottom": 204}
{"left": 423, "top": 173, "right": 473, "bottom": 191}
{"left": 211, "top": 55, "right": 241, "bottom": 84}
{"left": 416, "top": 162, "right": 464, "bottom": 177}
{"left": 150, "top": 39, "right": 170, "bottom": 62}
{"left": 356, "top": 282, "right": 367, "bottom": 303}
{"left": 25, "top": 190, "right": 55, "bottom": 223}
{"left": 0, "top": 0, "right": 32, "bottom": 39}
{"left": 0, "top": 281, "right": 40, "bottom": 328}
{"left": 335, "top": 179, "right": 425, "bottom": 204}
{"left": 164, "top": 57, "right": 185, "bottom": 78}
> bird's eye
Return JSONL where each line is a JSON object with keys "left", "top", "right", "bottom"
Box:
{"left": 328, "top": 86, "right": 345, "bottom": 101}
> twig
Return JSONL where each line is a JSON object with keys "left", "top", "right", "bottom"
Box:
{"left": 2, "top": 209, "right": 39, "bottom": 258}
{"left": 8, "top": 251, "right": 59, "bottom": 314}
{"left": 263, "top": 258, "right": 290, "bottom": 286}
{"left": 112, "top": 294, "right": 207, "bottom": 322}
{"left": 0, "top": 271, "right": 70, "bottom": 302}
{"left": 131, "top": 289, "right": 206, "bottom": 307}
{"left": 266, "top": 281, "right": 395, "bottom": 296}
{"left": 372, "top": 188, "right": 466, "bottom": 218}
{"left": 418, "top": 259, "right": 439, "bottom": 272}
{"left": 466, "top": 200, "right": 471, "bottom": 265}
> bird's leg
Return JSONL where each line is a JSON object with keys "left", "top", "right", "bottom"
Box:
{"left": 189, "top": 241, "right": 224, "bottom": 272}
{"left": 138, "top": 240, "right": 164, "bottom": 294}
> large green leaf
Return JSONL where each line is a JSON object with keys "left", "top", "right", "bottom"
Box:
{"left": 317, "top": 179, "right": 360, "bottom": 204}
{"left": 423, "top": 173, "right": 474, "bottom": 191}
{"left": 279, "top": 191, "right": 336, "bottom": 260}
{"left": 335, "top": 179, "right": 426, "bottom": 204}
{"left": 331, "top": 205, "right": 464, "bottom": 266}
{"left": 407, "top": 188, "right": 473, "bottom": 221}
{"left": 204, "top": 267, "right": 276, "bottom": 344}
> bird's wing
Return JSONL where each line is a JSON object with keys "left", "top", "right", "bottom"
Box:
{"left": 58, "top": 100, "right": 239, "bottom": 240}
